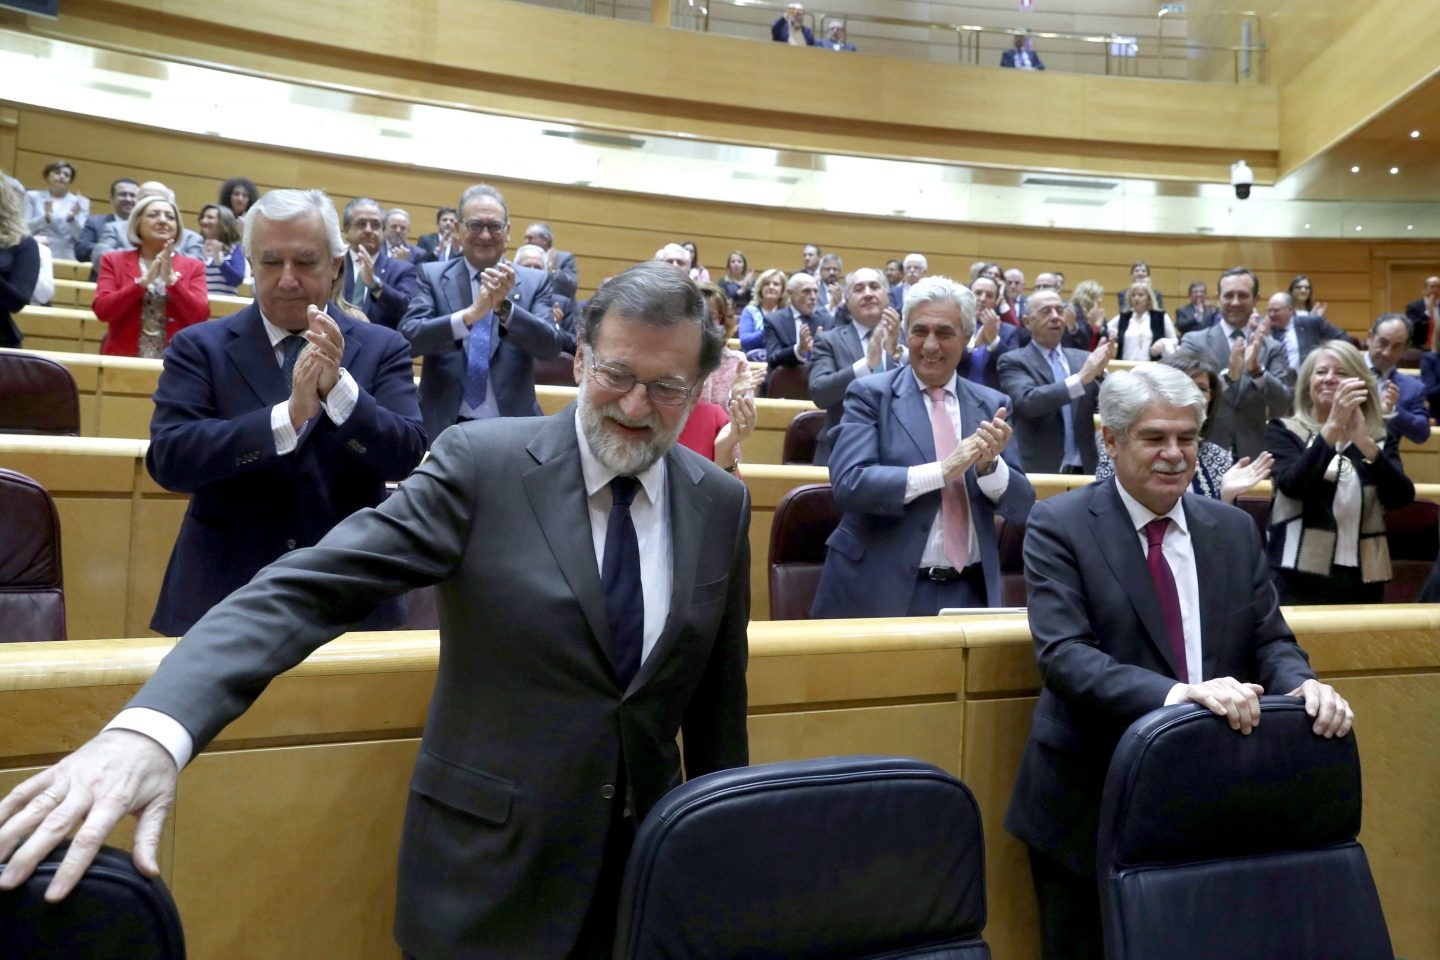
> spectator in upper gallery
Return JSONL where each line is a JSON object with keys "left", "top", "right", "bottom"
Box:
{"left": 1365, "top": 313, "right": 1430, "bottom": 446}
{"left": 816, "top": 253, "right": 845, "bottom": 314}
{"left": 0, "top": 173, "right": 41, "bottom": 348}
{"left": 1287, "top": 274, "right": 1328, "bottom": 319}
{"left": 772, "top": 2, "right": 816, "bottom": 46}
{"left": 383, "top": 208, "right": 426, "bottom": 264}
{"left": 417, "top": 207, "right": 462, "bottom": 264}
{"left": 90, "top": 180, "right": 205, "bottom": 269}
{"left": 1266, "top": 290, "right": 1346, "bottom": 378}
{"left": 682, "top": 241, "right": 711, "bottom": 283}
{"left": 1176, "top": 280, "right": 1220, "bottom": 335}
{"left": 522, "top": 222, "right": 578, "bottom": 299}
{"left": 1064, "top": 279, "right": 1104, "bottom": 352}
{"left": 718, "top": 249, "right": 755, "bottom": 312}
{"left": 92, "top": 194, "right": 209, "bottom": 359}
{"left": 76, "top": 177, "right": 139, "bottom": 274}
{"left": 738, "top": 267, "right": 785, "bottom": 356}
{"left": 655, "top": 243, "right": 691, "bottom": 272}
{"left": 23, "top": 159, "right": 89, "bottom": 261}
{"left": 340, "top": 197, "right": 418, "bottom": 330}
{"left": 1117, "top": 260, "right": 1164, "bottom": 311}
{"left": 1404, "top": 275, "right": 1439, "bottom": 350}
{"left": 820, "top": 19, "right": 856, "bottom": 51}
{"left": 1107, "top": 282, "right": 1178, "bottom": 361}
{"left": 218, "top": 177, "right": 259, "bottom": 221}
{"left": 196, "top": 203, "right": 247, "bottom": 297}
{"left": 1000, "top": 32, "right": 1045, "bottom": 70}
{"left": 797, "top": 242, "right": 822, "bottom": 276}
{"left": 1005, "top": 268, "right": 1027, "bottom": 319}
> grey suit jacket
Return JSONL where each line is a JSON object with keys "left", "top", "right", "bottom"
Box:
{"left": 997, "top": 341, "right": 1101, "bottom": 474}
{"left": 1177, "top": 322, "right": 1293, "bottom": 459}
{"left": 551, "top": 249, "right": 578, "bottom": 300}
{"left": 808, "top": 321, "right": 888, "bottom": 466}
{"left": 127, "top": 407, "right": 752, "bottom": 958}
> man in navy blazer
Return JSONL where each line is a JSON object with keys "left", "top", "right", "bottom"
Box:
{"left": 812, "top": 277, "right": 1035, "bottom": 617}
{"left": 1265, "top": 291, "right": 1346, "bottom": 380}
{"left": 382, "top": 208, "right": 427, "bottom": 265}
{"left": 1000, "top": 33, "right": 1044, "bottom": 69}
{"left": 959, "top": 274, "right": 1020, "bottom": 390}
{"left": 400, "top": 184, "right": 563, "bottom": 445}
{"left": 771, "top": 3, "right": 815, "bottom": 44}
{"left": 145, "top": 189, "right": 426, "bottom": 636}
{"left": 808, "top": 267, "right": 903, "bottom": 466}
{"left": 416, "top": 207, "right": 461, "bottom": 264}
{"left": 1004, "top": 362, "right": 1352, "bottom": 960}
{"left": 341, "top": 198, "right": 417, "bottom": 329}
{"left": 1366, "top": 313, "right": 1431, "bottom": 446}
{"left": 763, "top": 271, "right": 832, "bottom": 386}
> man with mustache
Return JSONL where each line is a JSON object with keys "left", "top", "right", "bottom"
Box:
{"left": 1006, "top": 362, "right": 1353, "bottom": 960}
{"left": 0, "top": 261, "right": 751, "bottom": 960}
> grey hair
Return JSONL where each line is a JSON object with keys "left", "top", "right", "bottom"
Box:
{"left": 819, "top": 253, "right": 843, "bottom": 270}
{"left": 525, "top": 222, "right": 555, "bottom": 245}
{"left": 1268, "top": 291, "right": 1293, "bottom": 310}
{"left": 242, "top": 188, "right": 346, "bottom": 260}
{"left": 786, "top": 270, "right": 817, "bottom": 295}
{"left": 843, "top": 266, "right": 889, "bottom": 295}
{"left": 126, "top": 194, "right": 182, "bottom": 246}
{"left": 655, "top": 243, "right": 691, "bottom": 267}
{"left": 580, "top": 261, "right": 723, "bottom": 380}
{"left": 903, "top": 252, "right": 928, "bottom": 270}
{"left": 514, "top": 243, "right": 547, "bottom": 267}
{"left": 902, "top": 275, "right": 976, "bottom": 337}
{"left": 341, "top": 197, "right": 386, "bottom": 230}
{"left": 386, "top": 208, "right": 411, "bottom": 226}
{"left": 459, "top": 183, "right": 508, "bottom": 219}
{"left": 1099, "top": 362, "right": 1207, "bottom": 443}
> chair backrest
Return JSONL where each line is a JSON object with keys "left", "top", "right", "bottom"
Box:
{"left": 0, "top": 841, "right": 186, "bottom": 958}
{"left": 1233, "top": 494, "right": 1271, "bottom": 540}
{"left": 0, "top": 467, "right": 66, "bottom": 642}
{"left": 616, "top": 756, "right": 991, "bottom": 960}
{"left": 782, "top": 408, "right": 826, "bottom": 465}
{"left": 1097, "top": 698, "right": 1392, "bottom": 960}
{"left": 1384, "top": 497, "right": 1438, "bottom": 602}
{"left": 766, "top": 363, "right": 812, "bottom": 401}
{"left": 0, "top": 351, "right": 81, "bottom": 435}
{"left": 768, "top": 482, "right": 840, "bottom": 619}
{"left": 533, "top": 351, "right": 577, "bottom": 388}
{"left": 995, "top": 514, "right": 1027, "bottom": 606}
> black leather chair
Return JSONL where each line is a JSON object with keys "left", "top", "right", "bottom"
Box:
{"left": 0, "top": 467, "right": 66, "bottom": 642}
{"left": 0, "top": 840, "right": 185, "bottom": 958}
{"left": 766, "top": 363, "right": 812, "bottom": 401}
{"left": 768, "top": 482, "right": 839, "bottom": 619}
{"left": 0, "top": 351, "right": 81, "bottom": 435}
{"left": 1383, "top": 497, "right": 1438, "bottom": 602}
{"left": 782, "top": 408, "right": 826, "bottom": 465}
{"left": 615, "top": 756, "right": 991, "bottom": 959}
{"left": 1097, "top": 698, "right": 1392, "bottom": 960}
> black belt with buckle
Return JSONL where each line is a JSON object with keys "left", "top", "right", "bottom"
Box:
{"left": 919, "top": 566, "right": 965, "bottom": 582}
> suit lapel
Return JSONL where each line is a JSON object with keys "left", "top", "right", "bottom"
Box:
{"left": 224, "top": 305, "right": 289, "bottom": 406}
{"left": 446, "top": 258, "right": 472, "bottom": 319}
{"left": 1088, "top": 480, "right": 1184, "bottom": 677}
{"left": 892, "top": 369, "right": 935, "bottom": 460}
{"left": 1186, "top": 498, "right": 1224, "bottom": 680}
{"left": 840, "top": 323, "right": 863, "bottom": 365}
{"left": 334, "top": 305, "right": 362, "bottom": 369}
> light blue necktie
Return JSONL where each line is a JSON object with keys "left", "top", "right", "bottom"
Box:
{"left": 464, "top": 273, "right": 493, "bottom": 410}
{"left": 1047, "top": 348, "right": 1078, "bottom": 465}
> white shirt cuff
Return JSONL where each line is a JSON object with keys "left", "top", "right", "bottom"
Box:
{"left": 1064, "top": 373, "right": 1085, "bottom": 398}
{"left": 1163, "top": 682, "right": 1188, "bottom": 706}
{"left": 450, "top": 311, "right": 469, "bottom": 341}
{"left": 322, "top": 369, "right": 358, "bottom": 426}
{"left": 271, "top": 401, "right": 299, "bottom": 455}
{"left": 976, "top": 456, "right": 1010, "bottom": 500}
{"left": 105, "top": 707, "right": 194, "bottom": 769}
{"left": 851, "top": 356, "right": 873, "bottom": 378}
{"left": 904, "top": 461, "right": 946, "bottom": 503}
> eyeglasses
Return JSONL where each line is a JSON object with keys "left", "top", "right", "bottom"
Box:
{"left": 463, "top": 219, "right": 507, "bottom": 236}
{"left": 588, "top": 357, "right": 695, "bottom": 406}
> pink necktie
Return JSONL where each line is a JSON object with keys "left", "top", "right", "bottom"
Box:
{"left": 927, "top": 387, "right": 971, "bottom": 570}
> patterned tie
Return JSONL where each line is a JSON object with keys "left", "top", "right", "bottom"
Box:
{"left": 602, "top": 476, "right": 644, "bottom": 686}
{"left": 279, "top": 334, "right": 305, "bottom": 387}
{"left": 1144, "top": 518, "right": 1189, "bottom": 681}
{"left": 1047, "top": 348, "right": 1078, "bottom": 465}
{"left": 926, "top": 387, "right": 970, "bottom": 570}
{"left": 464, "top": 278, "right": 493, "bottom": 412}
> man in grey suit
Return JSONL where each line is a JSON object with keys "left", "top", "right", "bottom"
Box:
{"left": 1176, "top": 267, "right": 1293, "bottom": 460}
{"left": 401, "top": 184, "right": 564, "bottom": 445}
{"left": 808, "top": 267, "right": 903, "bottom": 466}
{"left": 998, "top": 290, "right": 1114, "bottom": 474}
{"left": 1265, "top": 290, "right": 1346, "bottom": 379}
{"left": 0, "top": 262, "right": 751, "bottom": 960}
{"left": 525, "top": 221, "right": 579, "bottom": 300}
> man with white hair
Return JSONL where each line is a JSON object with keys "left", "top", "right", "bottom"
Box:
{"left": 812, "top": 275, "right": 1035, "bottom": 617}
{"left": 890, "top": 252, "right": 928, "bottom": 309}
{"left": 762, "top": 270, "right": 832, "bottom": 384}
{"left": 1006, "top": 361, "right": 1352, "bottom": 960}
{"left": 523, "top": 221, "right": 579, "bottom": 300}
{"left": 655, "top": 243, "right": 691, "bottom": 271}
{"left": 771, "top": 2, "right": 816, "bottom": 45}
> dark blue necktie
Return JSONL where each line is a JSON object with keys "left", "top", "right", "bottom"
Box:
{"left": 279, "top": 334, "right": 305, "bottom": 387}
{"left": 601, "top": 476, "right": 644, "bottom": 686}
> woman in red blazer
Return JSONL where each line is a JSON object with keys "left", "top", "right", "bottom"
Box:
{"left": 93, "top": 194, "right": 209, "bottom": 357}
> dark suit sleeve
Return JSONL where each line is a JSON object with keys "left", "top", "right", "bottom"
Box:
{"left": 763, "top": 312, "right": 802, "bottom": 368}
{"left": 501, "top": 272, "right": 562, "bottom": 361}
{"left": 1391, "top": 376, "right": 1432, "bottom": 445}
{"left": 74, "top": 215, "right": 103, "bottom": 264}
{"left": 550, "top": 252, "right": 578, "bottom": 301}
{"left": 329, "top": 330, "right": 428, "bottom": 479}
{"left": 827, "top": 380, "right": 910, "bottom": 517}
{"left": 371, "top": 258, "right": 417, "bottom": 329}
{"left": 399, "top": 264, "right": 457, "bottom": 356}
{"left": 0, "top": 238, "right": 39, "bottom": 312}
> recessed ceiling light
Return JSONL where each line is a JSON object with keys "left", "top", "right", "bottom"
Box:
{"left": 1355, "top": 225, "right": 1363, "bottom": 232}
{"left": 1350, "top": 165, "right": 1360, "bottom": 173}
{"left": 1411, "top": 130, "right": 1422, "bottom": 139}
{"left": 1390, "top": 167, "right": 1400, "bottom": 175}
{"left": 1408, "top": 225, "right": 1415, "bottom": 231}
{"left": 1304, "top": 223, "right": 1311, "bottom": 229}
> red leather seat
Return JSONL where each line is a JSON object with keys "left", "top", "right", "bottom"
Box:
{"left": 533, "top": 351, "right": 578, "bottom": 388}
{"left": 1384, "top": 498, "right": 1438, "bottom": 602}
{"left": 0, "top": 352, "right": 81, "bottom": 436}
{"left": 781, "top": 409, "right": 825, "bottom": 465}
{"left": 0, "top": 468, "right": 66, "bottom": 642}
{"left": 996, "top": 514, "right": 1028, "bottom": 607}
{"left": 765, "top": 364, "right": 812, "bottom": 401}
{"left": 767, "top": 483, "right": 839, "bottom": 620}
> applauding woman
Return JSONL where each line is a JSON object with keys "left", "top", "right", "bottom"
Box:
{"left": 0, "top": 174, "right": 41, "bottom": 347}
{"left": 197, "top": 203, "right": 247, "bottom": 295}
{"left": 93, "top": 195, "right": 209, "bottom": 358}
{"left": 23, "top": 160, "right": 88, "bottom": 261}
{"left": 1267, "top": 342, "right": 1414, "bottom": 603}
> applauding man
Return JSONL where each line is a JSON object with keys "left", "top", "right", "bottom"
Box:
{"left": 808, "top": 267, "right": 904, "bottom": 465}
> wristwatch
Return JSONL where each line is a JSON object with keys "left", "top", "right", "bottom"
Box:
{"left": 369, "top": 279, "right": 384, "bottom": 297}
{"left": 495, "top": 299, "right": 513, "bottom": 324}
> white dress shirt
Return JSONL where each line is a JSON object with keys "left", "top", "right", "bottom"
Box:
{"left": 262, "top": 311, "right": 358, "bottom": 454}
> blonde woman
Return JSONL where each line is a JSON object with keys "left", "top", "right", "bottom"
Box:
{"left": 0, "top": 173, "right": 41, "bottom": 347}
{"left": 1106, "top": 281, "right": 1177, "bottom": 360}
{"left": 739, "top": 267, "right": 787, "bottom": 355}
{"left": 1267, "top": 341, "right": 1414, "bottom": 603}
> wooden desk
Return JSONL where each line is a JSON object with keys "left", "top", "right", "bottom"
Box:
{"left": 0, "top": 608, "right": 1432, "bottom": 960}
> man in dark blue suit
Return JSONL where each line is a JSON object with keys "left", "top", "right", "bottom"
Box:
{"left": 341, "top": 198, "right": 417, "bottom": 329}
{"left": 400, "top": 184, "right": 564, "bottom": 445}
{"left": 763, "top": 271, "right": 832, "bottom": 387}
{"left": 1005, "top": 362, "right": 1352, "bottom": 960}
{"left": 1000, "top": 33, "right": 1045, "bottom": 69}
{"left": 382, "top": 208, "right": 427, "bottom": 265}
{"left": 812, "top": 276, "right": 1035, "bottom": 617}
{"left": 959, "top": 274, "right": 1020, "bottom": 390}
{"left": 415, "top": 207, "right": 461, "bottom": 264}
{"left": 74, "top": 177, "right": 138, "bottom": 278}
{"left": 1366, "top": 313, "right": 1431, "bottom": 447}
{"left": 146, "top": 189, "right": 427, "bottom": 636}
{"left": 771, "top": 2, "right": 815, "bottom": 44}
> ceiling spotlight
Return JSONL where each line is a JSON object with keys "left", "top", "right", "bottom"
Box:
{"left": 1350, "top": 165, "right": 1360, "bottom": 173}
{"left": 1355, "top": 225, "right": 1363, "bottom": 232}
{"left": 1304, "top": 223, "right": 1311, "bottom": 229}
{"left": 1390, "top": 167, "right": 1400, "bottom": 175}
{"left": 1411, "top": 130, "right": 1421, "bottom": 139}
{"left": 1408, "top": 225, "right": 1415, "bottom": 231}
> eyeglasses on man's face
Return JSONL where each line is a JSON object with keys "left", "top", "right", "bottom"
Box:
{"left": 463, "top": 219, "right": 507, "bottom": 236}
{"left": 588, "top": 356, "right": 695, "bottom": 406}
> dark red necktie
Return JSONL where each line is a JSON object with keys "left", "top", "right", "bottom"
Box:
{"left": 1144, "top": 518, "right": 1189, "bottom": 681}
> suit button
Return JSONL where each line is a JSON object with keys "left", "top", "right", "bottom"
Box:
{"left": 285, "top": 539, "right": 297, "bottom": 550}
{"left": 600, "top": 784, "right": 615, "bottom": 799}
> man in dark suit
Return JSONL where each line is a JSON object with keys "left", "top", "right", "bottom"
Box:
{"left": 959, "top": 274, "right": 1020, "bottom": 390}
{"left": 382, "top": 208, "right": 427, "bottom": 264}
{"left": 1266, "top": 290, "right": 1346, "bottom": 379}
{"left": 1175, "top": 280, "right": 1219, "bottom": 335}
{"left": 74, "top": 177, "right": 137, "bottom": 278}
{"left": 415, "top": 206, "right": 460, "bottom": 263}
{"left": 998, "top": 289, "right": 1113, "bottom": 474}
{"left": 400, "top": 183, "right": 564, "bottom": 445}
{"left": 1004, "top": 361, "right": 1353, "bottom": 960}
{"left": 1176, "top": 267, "right": 1293, "bottom": 460}
{"left": 341, "top": 197, "right": 417, "bottom": 329}
{"left": 1366, "top": 313, "right": 1431, "bottom": 446}
{"left": 1404, "top": 275, "right": 1439, "bottom": 350}
{"left": 763, "top": 271, "right": 832, "bottom": 386}
{"left": 808, "top": 267, "right": 903, "bottom": 465}
{"left": 142, "top": 189, "right": 427, "bottom": 637}
{"left": 0, "top": 262, "right": 750, "bottom": 960}
{"left": 524, "top": 221, "right": 579, "bottom": 300}
{"left": 812, "top": 276, "right": 1035, "bottom": 617}
{"left": 1000, "top": 32, "right": 1045, "bottom": 69}
{"left": 772, "top": 3, "right": 816, "bottom": 44}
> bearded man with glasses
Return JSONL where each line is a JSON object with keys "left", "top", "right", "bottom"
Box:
{"left": 401, "top": 182, "right": 563, "bottom": 445}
